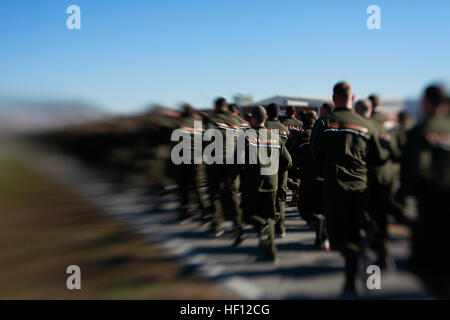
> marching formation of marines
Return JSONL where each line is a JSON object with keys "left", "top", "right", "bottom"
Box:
{"left": 171, "top": 82, "right": 449, "bottom": 297}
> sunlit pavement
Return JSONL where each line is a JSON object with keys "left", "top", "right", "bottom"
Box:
{"left": 30, "top": 149, "right": 431, "bottom": 299}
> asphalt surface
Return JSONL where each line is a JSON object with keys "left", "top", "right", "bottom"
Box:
{"left": 33, "top": 151, "right": 431, "bottom": 299}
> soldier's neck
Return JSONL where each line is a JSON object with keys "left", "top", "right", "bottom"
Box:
{"left": 334, "top": 105, "right": 352, "bottom": 111}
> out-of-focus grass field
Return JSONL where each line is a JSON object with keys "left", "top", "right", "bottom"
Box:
{"left": 0, "top": 156, "right": 230, "bottom": 299}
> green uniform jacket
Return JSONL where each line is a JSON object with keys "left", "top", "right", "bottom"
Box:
{"left": 239, "top": 126, "right": 292, "bottom": 192}
{"left": 232, "top": 114, "right": 251, "bottom": 130}
{"left": 174, "top": 116, "right": 205, "bottom": 163}
{"left": 311, "top": 108, "right": 389, "bottom": 192}
{"left": 204, "top": 110, "right": 242, "bottom": 164}
{"left": 281, "top": 115, "right": 304, "bottom": 132}
{"left": 291, "top": 128, "right": 323, "bottom": 182}
{"left": 402, "top": 114, "right": 450, "bottom": 198}
{"left": 282, "top": 115, "right": 304, "bottom": 153}
{"left": 265, "top": 119, "right": 290, "bottom": 144}
{"left": 371, "top": 111, "right": 390, "bottom": 127}
{"left": 208, "top": 109, "right": 242, "bottom": 132}
{"left": 404, "top": 114, "right": 450, "bottom": 279}
{"left": 368, "top": 116, "right": 401, "bottom": 186}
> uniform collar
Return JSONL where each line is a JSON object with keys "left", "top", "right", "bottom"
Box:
{"left": 334, "top": 107, "right": 353, "bottom": 112}
{"left": 216, "top": 109, "right": 231, "bottom": 115}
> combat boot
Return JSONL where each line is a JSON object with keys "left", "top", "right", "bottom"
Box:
{"left": 257, "top": 237, "right": 278, "bottom": 263}
{"left": 231, "top": 225, "right": 246, "bottom": 247}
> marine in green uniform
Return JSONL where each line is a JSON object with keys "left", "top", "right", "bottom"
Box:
{"left": 311, "top": 82, "right": 388, "bottom": 295}
{"left": 228, "top": 103, "right": 251, "bottom": 238}
{"left": 229, "top": 103, "right": 251, "bottom": 131}
{"left": 395, "top": 110, "right": 416, "bottom": 155}
{"left": 371, "top": 95, "right": 410, "bottom": 226}
{"left": 320, "top": 102, "right": 335, "bottom": 117}
{"left": 291, "top": 110, "right": 329, "bottom": 250}
{"left": 282, "top": 106, "right": 304, "bottom": 193}
{"left": 172, "top": 104, "right": 208, "bottom": 221}
{"left": 392, "top": 111, "right": 416, "bottom": 208}
{"left": 237, "top": 106, "right": 292, "bottom": 261}
{"left": 265, "top": 103, "right": 290, "bottom": 238}
{"left": 205, "top": 97, "right": 243, "bottom": 236}
{"left": 282, "top": 106, "right": 304, "bottom": 150}
{"left": 403, "top": 86, "right": 450, "bottom": 298}
{"left": 355, "top": 98, "right": 401, "bottom": 269}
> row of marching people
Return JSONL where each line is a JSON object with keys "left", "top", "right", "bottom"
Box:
{"left": 170, "top": 82, "right": 450, "bottom": 297}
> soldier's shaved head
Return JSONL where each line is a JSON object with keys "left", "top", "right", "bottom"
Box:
{"left": 368, "top": 94, "right": 381, "bottom": 111}
{"left": 214, "top": 97, "right": 228, "bottom": 113}
{"left": 333, "top": 81, "right": 354, "bottom": 109}
{"left": 285, "top": 106, "right": 295, "bottom": 116}
{"left": 229, "top": 103, "right": 240, "bottom": 115}
{"left": 355, "top": 99, "right": 372, "bottom": 118}
{"left": 266, "top": 103, "right": 280, "bottom": 119}
{"left": 303, "top": 111, "right": 318, "bottom": 128}
{"left": 181, "top": 103, "right": 195, "bottom": 118}
{"left": 321, "top": 102, "right": 334, "bottom": 116}
{"left": 251, "top": 106, "right": 267, "bottom": 126}
{"left": 423, "top": 85, "right": 448, "bottom": 117}
{"left": 425, "top": 85, "right": 446, "bottom": 105}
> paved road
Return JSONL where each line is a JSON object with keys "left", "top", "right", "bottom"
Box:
{"left": 33, "top": 151, "right": 431, "bottom": 299}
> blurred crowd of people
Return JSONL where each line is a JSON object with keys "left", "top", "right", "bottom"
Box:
{"left": 170, "top": 82, "right": 449, "bottom": 297}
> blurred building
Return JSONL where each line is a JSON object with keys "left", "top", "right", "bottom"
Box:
{"left": 233, "top": 94, "right": 254, "bottom": 106}
{"left": 253, "top": 95, "right": 331, "bottom": 116}
{"left": 254, "top": 95, "right": 414, "bottom": 120}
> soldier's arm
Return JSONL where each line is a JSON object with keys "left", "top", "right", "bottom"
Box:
{"left": 284, "top": 125, "right": 291, "bottom": 138}
{"left": 376, "top": 124, "right": 402, "bottom": 162}
{"left": 279, "top": 142, "right": 292, "bottom": 173}
{"left": 310, "top": 118, "right": 326, "bottom": 167}
{"left": 228, "top": 131, "right": 246, "bottom": 179}
{"left": 387, "top": 131, "right": 402, "bottom": 162}
{"left": 290, "top": 141, "right": 301, "bottom": 168}
{"left": 399, "top": 125, "right": 421, "bottom": 198}
{"left": 388, "top": 129, "right": 404, "bottom": 162}
{"left": 367, "top": 128, "right": 390, "bottom": 167}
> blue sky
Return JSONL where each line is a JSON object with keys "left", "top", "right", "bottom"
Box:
{"left": 0, "top": 0, "right": 449, "bottom": 113}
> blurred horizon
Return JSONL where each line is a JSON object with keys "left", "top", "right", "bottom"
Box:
{"left": 1, "top": 0, "right": 449, "bottom": 113}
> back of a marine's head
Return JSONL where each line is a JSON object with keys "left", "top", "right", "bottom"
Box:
{"left": 333, "top": 82, "right": 354, "bottom": 109}
{"left": 214, "top": 97, "right": 228, "bottom": 113}
{"left": 266, "top": 103, "right": 280, "bottom": 119}
{"left": 423, "top": 84, "right": 447, "bottom": 117}
{"left": 368, "top": 94, "right": 381, "bottom": 113}
{"left": 303, "top": 111, "right": 318, "bottom": 129}
{"left": 285, "top": 106, "right": 295, "bottom": 117}
{"left": 251, "top": 106, "right": 267, "bottom": 127}
{"left": 355, "top": 99, "right": 372, "bottom": 119}
{"left": 229, "top": 103, "right": 240, "bottom": 116}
